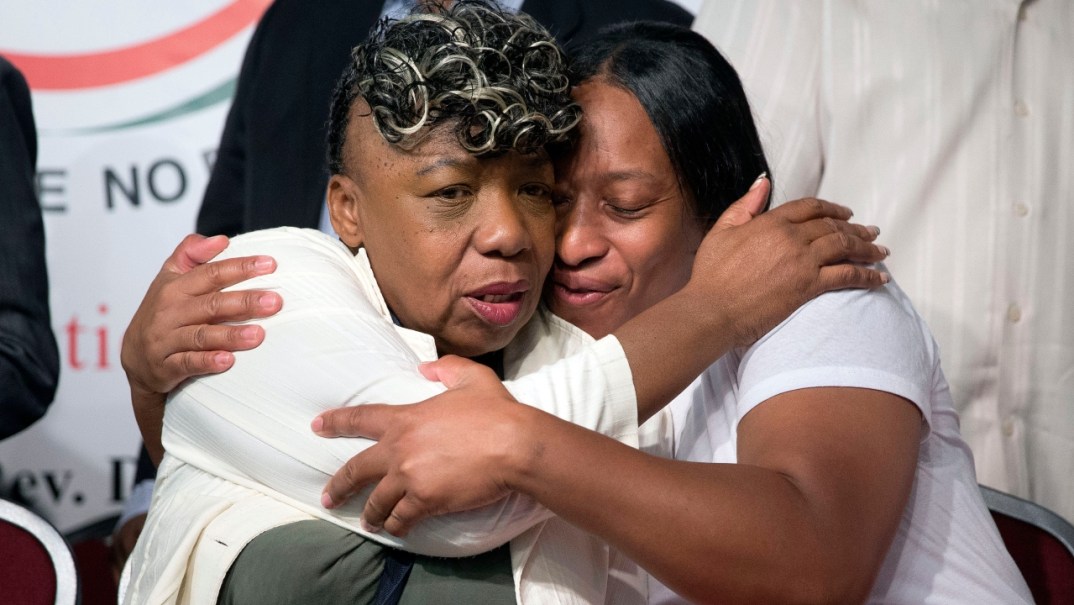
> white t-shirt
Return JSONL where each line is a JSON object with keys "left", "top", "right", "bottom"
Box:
{"left": 648, "top": 276, "right": 1032, "bottom": 604}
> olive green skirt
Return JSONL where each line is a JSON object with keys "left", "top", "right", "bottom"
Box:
{"left": 218, "top": 519, "right": 515, "bottom": 604}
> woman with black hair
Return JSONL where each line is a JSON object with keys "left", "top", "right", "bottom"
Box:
{"left": 315, "top": 23, "right": 1034, "bottom": 604}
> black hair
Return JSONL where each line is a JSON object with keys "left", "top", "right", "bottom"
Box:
{"left": 326, "top": 0, "right": 580, "bottom": 175}
{"left": 569, "top": 22, "right": 771, "bottom": 225}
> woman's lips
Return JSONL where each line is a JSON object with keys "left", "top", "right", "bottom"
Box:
{"left": 551, "top": 273, "right": 615, "bottom": 307}
{"left": 465, "top": 281, "right": 529, "bottom": 326}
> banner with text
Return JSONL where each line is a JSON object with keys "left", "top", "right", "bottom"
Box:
{"left": 0, "top": 0, "right": 269, "bottom": 532}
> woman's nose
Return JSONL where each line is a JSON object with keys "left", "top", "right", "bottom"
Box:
{"left": 474, "top": 192, "right": 536, "bottom": 258}
{"left": 555, "top": 200, "right": 608, "bottom": 267}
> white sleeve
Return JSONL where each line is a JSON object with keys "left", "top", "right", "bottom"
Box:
{"left": 162, "top": 228, "right": 637, "bottom": 557}
{"left": 502, "top": 334, "right": 639, "bottom": 447}
{"left": 733, "top": 270, "right": 937, "bottom": 433}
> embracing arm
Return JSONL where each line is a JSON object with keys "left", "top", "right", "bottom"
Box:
{"left": 504, "top": 387, "right": 920, "bottom": 604}
{"left": 601, "top": 180, "right": 888, "bottom": 422}
{"left": 318, "top": 273, "right": 932, "bottom": 601}
{"left": 120, "top": 234, "right": 281, "bottom": 465}
{"left": 320, "top": 359, "right": 921, "bottom": 603}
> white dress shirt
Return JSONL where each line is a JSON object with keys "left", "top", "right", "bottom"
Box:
{"left": 124, "top": 228, "right": 646, "bottom": 605}
{"left": 695, "top": 0, "right": 1074, "bottom": 522}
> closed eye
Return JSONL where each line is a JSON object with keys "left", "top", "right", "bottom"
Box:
{"left": 606, "top": 199, "right": 649, "bottom": 217}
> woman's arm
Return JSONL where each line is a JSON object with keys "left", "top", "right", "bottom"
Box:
{"left": 509, "top": 387, "right": 920, "bottom": 604}
{"left": 333, "top": 378, "right": 920, "bottom": 603}
{"left": 121, "top": 233, "right": 281, "bottom": 464}
{"left": 614, "top": 187, "right": 890, "bottom": 422}
{"left": 317, "top": 283, "right": 928, "bottom": 603}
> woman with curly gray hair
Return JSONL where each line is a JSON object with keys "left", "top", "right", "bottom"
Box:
{"left": 120, "top": 2, "right": 888, "bottom": 604}
{"left": 317, "top": 0, "right": 582, "bottom": 360}
{"left": 326, "top": 1, "right": 580, "bottom": 163}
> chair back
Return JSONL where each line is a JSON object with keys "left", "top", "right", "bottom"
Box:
{"left": 64, "top": 514, "right": 121, "bottom": 605}
{"left": 981, "top": 485, "right": 1074, "bottom": 605}
{"left": 0, "top": 499, "right": 79, "bottom": 604}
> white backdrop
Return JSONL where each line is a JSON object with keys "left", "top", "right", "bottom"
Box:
{"left": 0, "top": 0, "right": 269, "bottom": 532}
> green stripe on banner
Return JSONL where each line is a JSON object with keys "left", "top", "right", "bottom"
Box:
{"left": 44, "top": 78, "right": 237, "bottom": 135}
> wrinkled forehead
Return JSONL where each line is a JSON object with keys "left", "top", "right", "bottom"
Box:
{"left": 342, "top": 101, "right": 467, "bottom": 175}
{"left": 344, "top": 98, "right": 554, "bottom": 178}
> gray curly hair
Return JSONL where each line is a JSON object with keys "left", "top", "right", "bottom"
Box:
{"left": 327, "top": 0, "right": 581, "bottom": 173}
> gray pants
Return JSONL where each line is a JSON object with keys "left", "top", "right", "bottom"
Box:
{"left": 219, "top": 519, "right": 516, "bottom": 604}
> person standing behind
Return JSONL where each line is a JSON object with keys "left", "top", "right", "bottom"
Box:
{"left": 695, "top": 0, "right": 1074, "bottom": 522}
{"left": 0, "top": 56, "right": 60, "bottom": 442}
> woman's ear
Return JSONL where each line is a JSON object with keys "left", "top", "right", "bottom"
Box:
{"left": 327, "top": 174, "right": 363, "bottom": 249}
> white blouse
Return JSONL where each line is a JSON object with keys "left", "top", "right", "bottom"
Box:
{"left": 124, "top": 227, "right": 645, "bottom": 605}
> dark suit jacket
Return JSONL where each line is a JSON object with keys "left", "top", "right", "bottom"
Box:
{"left": 0, "top": 56, "right": 60, "bottom": 440}
{"left": 196, "top": 0, "right": 692, "bottom": 236}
